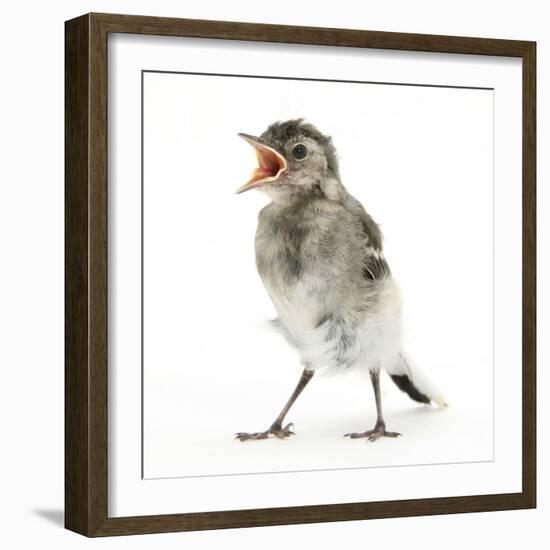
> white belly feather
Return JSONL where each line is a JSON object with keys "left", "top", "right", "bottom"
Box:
{"left": 264, "top": 276, "right": 403, "bottom": 373}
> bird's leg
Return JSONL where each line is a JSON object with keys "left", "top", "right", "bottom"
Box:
{"left": 235, "top": 369, "right": 314, "bottom": 441}
{"left": 345, "top": 369, "right": 401, "bottom": 442}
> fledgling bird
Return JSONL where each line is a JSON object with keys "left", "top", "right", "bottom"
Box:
{"left": 235, "top": 119, "right": 446, "bottom": 443}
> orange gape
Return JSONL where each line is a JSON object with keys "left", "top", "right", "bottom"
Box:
{"left": 236, "top": 133, "right": 287, "bottom": 193}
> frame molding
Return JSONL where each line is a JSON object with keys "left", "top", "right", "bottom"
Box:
{"left": 65, "top": 12, "right": 536, "bottom": 537}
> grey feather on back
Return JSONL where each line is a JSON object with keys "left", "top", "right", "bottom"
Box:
{"left": 341, "top": 193, "right": 391, "bottom": 281}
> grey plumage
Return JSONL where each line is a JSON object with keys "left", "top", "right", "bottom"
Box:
{"left": 235, "top": 119, "right": 445, "bottom": 443}
{"left": 260, "top": 119, "right": 341, "bottom": 181}
{"left": 255, "top": 188, "right": 390, "bottom": 295}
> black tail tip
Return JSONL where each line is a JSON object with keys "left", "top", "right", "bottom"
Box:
{"left": 390, "top": 374, "right": 431, "bottom": 404}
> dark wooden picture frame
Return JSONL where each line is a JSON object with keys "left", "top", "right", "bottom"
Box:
{"left": 65, "top": 12, "right": 536, "bottom": 537}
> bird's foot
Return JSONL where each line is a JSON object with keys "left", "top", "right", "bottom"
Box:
{"left": 235, "top": 422, "right": 295, "bottom": 442}
{"left": 344, "top": 422, "right": 401, "bottom": 442}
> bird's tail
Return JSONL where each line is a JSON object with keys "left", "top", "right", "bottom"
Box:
{"left": 385, "top": 353, "right": 447, "bottom": 408}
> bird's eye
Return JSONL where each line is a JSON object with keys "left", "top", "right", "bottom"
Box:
{"left": 292, "top": 144, "right": 307, "bottom": 160}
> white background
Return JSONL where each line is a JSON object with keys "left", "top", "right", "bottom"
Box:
{"left": 110, "top": 33, "right": 521, "bottom": 517}
{"left": 141, "top": 71, "right": 495, "bottom": 478}
{"left": 0, "top": 1, "right": 547, "bottom": 549}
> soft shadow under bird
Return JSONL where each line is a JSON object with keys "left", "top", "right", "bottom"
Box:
{"left": 235, "top": 119, "right": 446, "bottom": 443}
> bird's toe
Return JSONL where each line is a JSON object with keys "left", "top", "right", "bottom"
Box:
{"left": 235, "top": 431, "right": 269, "bottom": 441}
{"left": 236, "top": 422, "right": 297, "bottom": 441}
{"left": 344, "top": 428, "right": 402, "bottom": 442}
{"left": 271, "top": 422, "right": 295, "bottom": 439}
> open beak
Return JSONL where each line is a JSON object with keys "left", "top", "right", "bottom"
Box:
{"left": 236, "top": 133, "right": 287, "bottom": 194}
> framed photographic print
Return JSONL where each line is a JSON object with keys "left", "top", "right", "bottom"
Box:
{"left": 65, "top": 13, "right": 536, "bottom": 537}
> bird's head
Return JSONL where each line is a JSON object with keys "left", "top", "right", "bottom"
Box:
{"left": 236, "top": 119, "right": 344, "bottom": 202}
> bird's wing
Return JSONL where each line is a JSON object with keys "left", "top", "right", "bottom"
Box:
{"left": 343, "top": 193, "right": 391, "bottom": 282}
{"left": 360, "top": 243, "right": 391, "bottom": 281}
